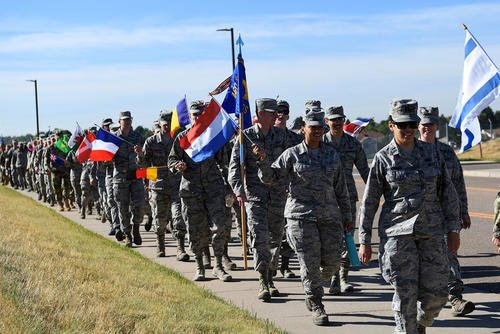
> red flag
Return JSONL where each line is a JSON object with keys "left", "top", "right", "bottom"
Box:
{"left": 76, "top": 132, "right": 96, "bottom": 163}
{"left": 136, "top": 168, "right": 147, "bottom": 179}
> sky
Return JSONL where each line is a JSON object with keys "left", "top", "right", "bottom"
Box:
{"left": 1, "top": 0, "right": 500, "bottom": 136}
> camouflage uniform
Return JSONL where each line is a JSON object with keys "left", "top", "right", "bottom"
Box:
{"left": 80, "top": 160, "right": 96, "bottom": 218}
{"left": 45, "top": 142, "right": 72, "bottom": 209}
{"left": 435, "top": 142, "right": 468, "bottom": 298}
{"left": 168, "top": 129, "right": 231, "bottom": 272}
{"left": 260, "top": 140, "right": 350, "bottom": 292}
{"left": 14, "top": 144, "right": 28, "bottom": 190}
{"left": 142, "top": 130, "right": 176, "bottom": 256}
{"left": 359, "top": 138, "right": 461, "bottom": 333}
{"left": 228, "top": 123, "right": 289, "bottom": 275}
{"left": 66, "top": 150, "right": 83, "bottom": 210}
{"left": 101, "top": 161, "right": 120, "bottom": 233}
{"left": 112, "top": 122, "right": 145, "bottom": 245}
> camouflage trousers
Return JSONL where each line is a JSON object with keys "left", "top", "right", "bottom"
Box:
{"left": 70, "top": 169, "right": 82, "bottom": 208}
{"left": 150, "top": 189, "right": 171, "bottom": 236}
{"left": 287, "top": 219, "right": 343, "bottom": 299}
{"left": 113, "top": 176, "right": 145, "bottom": 235}
{"left": 245, "top": 198, "right": 286, "bottom": 273}
{"left": 447, "top": 249, "right": 464, "bottom": 299}
{"left": 171, "top": 192, "right": 186, "bottom": 239}
{"left": 51, "top": 171, "right": 71, "bottom": 203}
{"left": 105, "top": 173, "right": 120, "bottom": 229}
{"left": 37, "top": 172, "right": 47, "bottom": 199}
{"left": 181, "top": 193, "right": 231, "bottom": 257}
{"left": 379, "top": 235, "right": 449, "bottom": 333}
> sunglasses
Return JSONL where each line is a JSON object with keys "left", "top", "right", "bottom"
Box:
{"left": 394, "top": 122, "right": 418, "bottom": 129}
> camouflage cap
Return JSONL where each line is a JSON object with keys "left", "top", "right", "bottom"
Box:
{"left": 255, "top": 98, "right": 278, "bottom": 113}
{"left": 189, "top": 100, "right": 205, "bottom": 114}
{"left": 110, "top": 123, "right": 120, "bottom": 131}
{"left": 389, "top": 99, "right": 420, "bottom": 123}
{"left": 325, "top": 106, "right": 345, "bottom": 119}
{"left": 305, "top": 100, "right": 321, "bottom": 109}
{"left": 277, "top": 100, "right": 290, "bottom": 114}
{"left": 152, "top": 120, "right": 161, "bottom": 130}
{"left": 159, "top": 111, "right": 172, "bottom": 125}
{"left": 304, "top": 109, "right": 326, "bottom": 127}
{"left": 119, "top": 111, "right": 132, "bottom": 120}
{"left": 418, "top": 106, "right": 439, "bottom": 125}
{"left": 102, "top": 118, "right": 113, "bottom": 126}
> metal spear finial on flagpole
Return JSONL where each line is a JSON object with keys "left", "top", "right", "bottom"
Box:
{"left": 462, "top": 23, "right": 468, "bottom": 31}
{"left": 236, "top": 34, "right": 244, "bottom": 55}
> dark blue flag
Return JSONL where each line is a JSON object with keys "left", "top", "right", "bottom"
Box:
{"left": 222, "top": 53, "right": 252, "bottom": 129}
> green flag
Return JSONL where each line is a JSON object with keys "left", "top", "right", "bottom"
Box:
{"left": 55, "top": 135, "right": 71, "bottom": 154}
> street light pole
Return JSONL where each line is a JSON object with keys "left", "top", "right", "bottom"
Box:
{"left": 217, "top": 27, "right": 236, "bottom": 70}
{"left": 27, "top": 79, "right": 40, "bottom": 138}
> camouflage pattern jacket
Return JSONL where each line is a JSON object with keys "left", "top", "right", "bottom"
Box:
{"left": 258, "top": 141, "right": 351, "bottom": 223}
{"left": 142, "top": 132, "right": 174, "bottom": 191}
{"left": 359, "top": 138, "right": 460, "bottom": 244}
{"left": 323, "top": 132, "right": 369, "bottom": 202}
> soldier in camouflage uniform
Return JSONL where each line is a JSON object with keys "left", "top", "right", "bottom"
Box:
{"left": 323, "top": 105, "right": 370, "bottom": 294}
{"left": 168, "top": 100, "right": 232, "bottom": 282}
{"left": 66, "top": 147, "right": 83, "bottom": 211}
{"left": 228, "top": 98, "right": 289, "bottom": 301}
{"left": 142, "top": 111, "right": 189, "bottom": 260}
{"left": 358, "top": 99, "right": 461, "bottom": 334}
{"left": 112, "top": 111, "right": 146, "bottom": 247}
{"left": 80, "top": 159, "right": 96, "bottom": 219}
{"left": 274, "top": 100, "right": 303, "bottom": 278}
{"left": 45, "top": 133, "right": 72, "bottom": 211}
{"left": 492, "top": 191, "right": 500, "bottom": 253}
{"left": 258, "top": 109, "right": 351, "bottom": 326}
{"left": 99, "top": 119, "right": 121, "bottom": 236}
{"left": 418, "top": 106, "right": 475, "bottom": 317}
{"left": 0, "top": 143, "right": 6, "bottom": 185}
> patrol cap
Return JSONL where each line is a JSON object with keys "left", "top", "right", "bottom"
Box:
{"left": 119, "top": 111, "right": 132, "bottom": 120}
{"left": 418, "top": 106, "right": 439, "bottom": 125}
{"left": 159, "top": 111, "right": 172, "bottom": 125}
{"left": 325, "top": 106, "right": 345, "bottom": 119}
{"left": 305, "top": 100, "right": 321, "bottom": 110}
{"left": 389, "top": 99, "right": 420, "bottom": 123}
{"left": 255, "top": 98, "right": 279, "bottom": 112}
{"left": 152, "top": 120, "right": 160, "bottom": 130}
{"left": 110, "top": 123, "right": 120, "bottom": 131}
{"left": 304, "top": 109, "right": 326, "bottom": 127}
{"left": 277, "top": 100, "right": 290, "bottom": 114}
{"left": 189, "top": 100, "right": 205, "bottom": 115}
{"left": 102, "top": 118, "right": 113, "bottom": 126}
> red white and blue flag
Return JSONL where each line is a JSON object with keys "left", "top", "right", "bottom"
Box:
{"left": 343, "top": 118, "right": 370, "bottom": 138}
{"left": 76, "top": 132, "right": 96, "bottom": 163}
{"left": 90, "top": 129, "right": 123, "bottom": 162}
{"left": 180, "top": 98, "right": 237, "bottom": 163}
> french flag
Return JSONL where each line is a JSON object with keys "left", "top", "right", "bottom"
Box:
{"left": 76, "top": 132, "right": 96, "bottom": 163}
{"left": 343, "top": 118, "right": 370, "bottom": 138}
{"left": 90, "top": 128, "right": 123, "bottom": 162}
{"left": 180, "top": 98, "right": 237, "bottom": 163}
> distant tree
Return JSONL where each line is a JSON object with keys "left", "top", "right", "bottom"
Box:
{"left": 478, "top": 107, "right": 495, "bottom": 129}
{"left": 135, "top": 125, "right": 153, "bottom": 140}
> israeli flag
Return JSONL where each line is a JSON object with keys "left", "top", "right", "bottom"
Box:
{"left": 450, "top": 28, "right": 500, "bottom": 152}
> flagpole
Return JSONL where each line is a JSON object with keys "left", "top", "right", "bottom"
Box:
{"left": 239, "top": 112, "right": 248, "bottom": 270}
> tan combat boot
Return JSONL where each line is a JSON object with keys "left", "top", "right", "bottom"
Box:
{"left": 176, "top": 237, "right": 189, "bottom": 262}
{"left": 257, "top": 270, "right": 271, "bottom": 302}
{"left": 339, "top": 266, "right": 354, "bottom": 293}
{"left": 213, "top": 256, "right": 232, "bottom": 282}
{"left": 157, "top": 234, "right": 165, "bottom": 257}
{"left": 193, "top": 256, "right": 205, "bottom": 281}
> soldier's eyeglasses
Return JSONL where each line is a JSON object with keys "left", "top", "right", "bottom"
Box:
{"left": 394, "top": 122, "right": 418, "bottom": 129}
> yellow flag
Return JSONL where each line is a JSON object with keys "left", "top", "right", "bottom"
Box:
{"left": 146, "top": 167, "right": 158, "bottom": 181}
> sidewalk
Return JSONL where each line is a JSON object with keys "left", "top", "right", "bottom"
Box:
{"left": 20, "top": 190, "right": 500, "bottom": 333}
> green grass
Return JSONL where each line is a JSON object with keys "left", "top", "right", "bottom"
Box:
{"left": 457, "top": 138, "right": 500, "bottom": 161}
{"left": 0, "top": 187, "right": 284, "bottom": 334}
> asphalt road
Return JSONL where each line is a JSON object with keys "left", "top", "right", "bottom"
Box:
{"left": 354, "top": 172, "right": 500, "bottom": 294}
